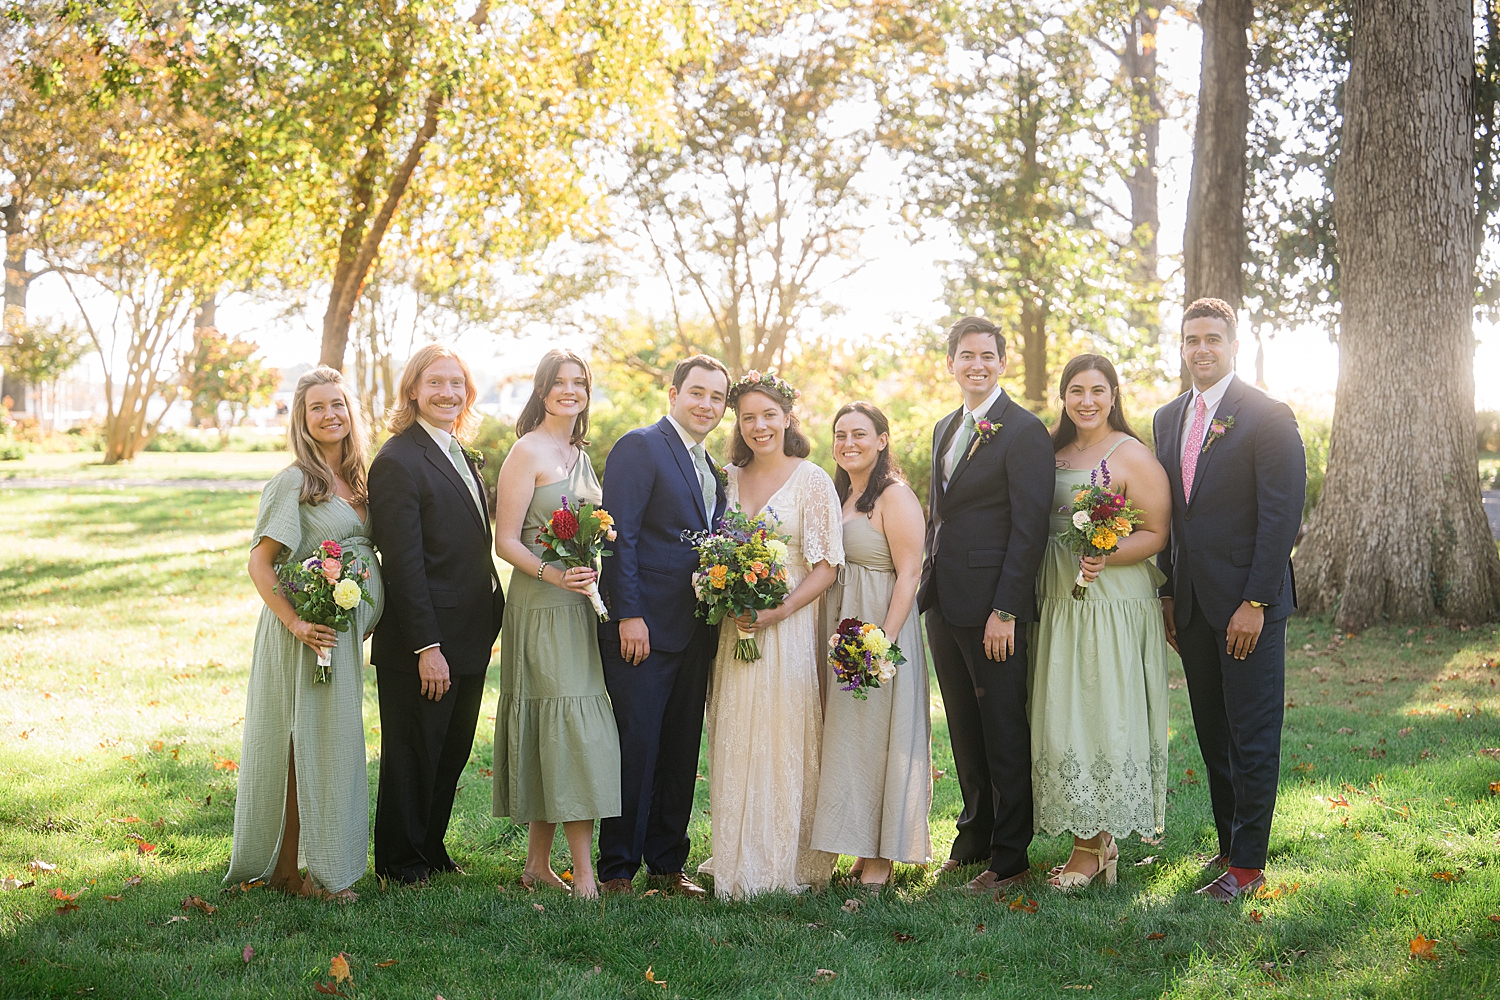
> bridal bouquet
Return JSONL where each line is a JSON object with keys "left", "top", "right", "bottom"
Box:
{"left": 1057, "top": 460, "right": 1145, "bottom": 600}
{"left": 828, "top": 617, "right": 906, "bottom": 700}
{"left": 278, "top": 540, "right": 374, "bottom": 682}
{"left": 683, "top": 506, "right": 791, "bottom": 661}
{"left": 536, "top": 496, "right": 615, "bottom": 620}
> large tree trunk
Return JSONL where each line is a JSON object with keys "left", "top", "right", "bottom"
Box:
{"left": 2, "top": 200, "right": 30, "bottom": 413}
{"left": 189, "top": 293, "right": 216, "bottom": 427}
{"left": 1121, "top": 1, "right": 1162, "bottom": 347}
{"left": 1297, "top": 0, "right": 1500, "bottom": 628}
{"left": 1181, "top": 0, "right": 1250, "bottom": 393}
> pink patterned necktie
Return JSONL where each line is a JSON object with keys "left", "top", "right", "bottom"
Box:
{"left": 1182, "top": 393, "right": 1207, "bottom": 503}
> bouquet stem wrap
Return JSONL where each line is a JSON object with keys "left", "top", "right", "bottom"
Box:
{"left": 316, "top": 640, "right": 334, "bottom": 680}
{"left": 735, "top": 625, "right": 760, "bottom": 661}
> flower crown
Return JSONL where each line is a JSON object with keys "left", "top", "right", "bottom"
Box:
{"left": 728, "top": 369, "right": 800, "bottom": 407}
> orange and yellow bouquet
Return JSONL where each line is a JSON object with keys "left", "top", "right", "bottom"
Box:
{"left": 1057, "top": 460, "right": 1145, "bottom": 600}
{"left": 683, "top": 507, "right": 791, "bottom": 661}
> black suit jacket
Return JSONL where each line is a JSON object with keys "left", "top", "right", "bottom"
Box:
{"left": 917, "top": 390, "right": 1054, "bottom": 628}
{"left": 368, "top": 424, "right": 505, "bottom": 674}
{"left": 1153, "top": 375, "right": 1306, "bottom": 631}
{"left": 599, "top": 417, "right": 727, "bottom": 654}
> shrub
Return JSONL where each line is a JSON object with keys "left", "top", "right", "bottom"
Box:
{"left": 145, "top": 428, "right": 220, "bottom": 453}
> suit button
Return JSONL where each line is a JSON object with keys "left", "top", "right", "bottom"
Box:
{"left": 1185, "top": 512, "right": 1192, "bottom": 521}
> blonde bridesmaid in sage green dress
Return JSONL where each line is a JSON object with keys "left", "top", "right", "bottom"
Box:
{"left": 491, "top": 350, "right": 620, "bottom": 900}
{"left": 227, "top": 367, "right": 382, "bottom": 902}
{"left": 1028, "top": 355, "right": 1171, "bottom": 891}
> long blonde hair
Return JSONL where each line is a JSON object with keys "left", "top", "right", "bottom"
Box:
{"left": 289, "top": 366, "right": 369, "bottom": 506}
{"left": 385, "top": 344, "right": 481, "bottom": 442}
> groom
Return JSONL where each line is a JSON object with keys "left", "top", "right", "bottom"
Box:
{"left": 596, "top": 354, "right": 730, "bottom": 897}
{"left": 1155, "top": 298, "right": 1305, "bottom": 901}
{"left": 919, "top": 316, "right": 1054, "bottom": 894}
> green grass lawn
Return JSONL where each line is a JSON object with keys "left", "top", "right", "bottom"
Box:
{"left": 1, "top": 485, "right": 1498, "bottom": 999}
{"left": 0, "top": 451, "right": 289, "bottom": 481}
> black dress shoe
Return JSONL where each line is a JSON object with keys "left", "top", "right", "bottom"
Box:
{"left": 965, "top": 868, "right": 1031, "bottom": 896}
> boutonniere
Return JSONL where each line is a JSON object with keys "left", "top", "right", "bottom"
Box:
{"left": 1199, "top": 414, "right": 1234, "bottom": 454}
{"left": 966, "top": 419, "right": 1001, "bottom": 460}
{"left": 712, "top": 461, "right": 728, "bottom": 490}
{"left": 461, "top": 445, "right": 486, "bottom": 471}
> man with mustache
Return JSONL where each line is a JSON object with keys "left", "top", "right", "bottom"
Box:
{"left": 368, "top": 345, "right": 506, "bottom": 884}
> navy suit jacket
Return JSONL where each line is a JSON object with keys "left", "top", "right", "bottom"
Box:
{"left": 368, "top": 424, "right": 505, "bottom": 674}
{"left": 1153, "top": 375, "right": 1306, "bottom": 631}
{"left": 917, "top": 390, "right": 1054, "bottom": 628}
{"left": 599, "top": 417, "right": 727, "bottom": 654}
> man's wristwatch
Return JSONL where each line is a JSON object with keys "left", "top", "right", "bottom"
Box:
{"left": 992, "top": 609, "right": 1016, "bottom": 622}
{"left": 1247, "top": 600, "right": 1266, "bottom": 609}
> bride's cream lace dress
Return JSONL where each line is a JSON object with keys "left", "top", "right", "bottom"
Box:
{"left": 699, "top": 460, "right": 844, "bottom": 898}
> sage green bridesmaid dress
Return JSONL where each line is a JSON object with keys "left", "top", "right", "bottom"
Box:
{"left": 810, "top": 515, "right": 931, "bottom": 865}
{"left": 1029, "top": 439, "right": 1170, "bottom": 841}
{"left": 491, "top": 452, "right": 621, "bottom": 824}
{"left": 225, "top": 467, "right": 384, "bottom": 894}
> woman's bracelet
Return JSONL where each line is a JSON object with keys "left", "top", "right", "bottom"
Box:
{"left": 536, "top": 562, "right": 547, "bottom": 582}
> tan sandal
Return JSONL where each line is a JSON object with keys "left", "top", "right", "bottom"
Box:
{"left": 1048, "top": 839, "right": 1118, "bottom": 891}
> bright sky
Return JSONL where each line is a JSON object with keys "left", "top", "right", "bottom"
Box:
{"left": 21, "top": 13, "right": 1500, "bottom": 411}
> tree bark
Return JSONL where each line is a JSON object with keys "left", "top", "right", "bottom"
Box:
{"left": 2, "top": 200, "right": 31, "bottom": 413}
{"left": 1296, "top": 0, "right": 1500, "bottom": 627}
{"left": 189, "top": 292, "right": 216, "bottom": 427}
{"left": 1120, "top": 1, "right": 1162, "bottom": 346}
{"left": 1181, "top": 0, "right": 1250, "bottom": 392}
{"left": 1019, "top": 298, "right": 1049, "bottom": 408}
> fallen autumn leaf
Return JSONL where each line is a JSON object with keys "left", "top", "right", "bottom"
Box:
{"left": 242, "top": 945, "right": 254, "bottom": 962}
{"left": 1410, "top": 935, "right": 1438, "bottom": 961}
{"left": 329, "top": 952, "right": 353, "bottom": 983}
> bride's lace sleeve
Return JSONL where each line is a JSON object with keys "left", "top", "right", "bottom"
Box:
{"left": 800, "top": 464, "right": 845, "bottom": 568}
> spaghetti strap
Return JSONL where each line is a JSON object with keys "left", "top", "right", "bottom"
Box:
{"left": 1099, "top": 436, "right": 1129, "bottom": 467}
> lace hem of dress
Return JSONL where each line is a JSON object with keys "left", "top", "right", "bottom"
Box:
{"left": 1032, "top": 741, "right": 1167, "bottom": 840}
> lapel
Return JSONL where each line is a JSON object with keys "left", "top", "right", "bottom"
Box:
{"left": 932, "top": 407, "right": 962, "bottom": 499}
{"left": 945, "top": 391, "right": 1012, "bottom": 495}
{"left": 1188, "top": 376, "right": 1247, "bottom": 508}
{"left": 1161, "top": 391, "right": 1189, "bottom": 490}
{"left": 415, "top": 425, "right": 485, "bottom": 532}
{"left": 656, "top": 417, "right": 710, "bottom": 528}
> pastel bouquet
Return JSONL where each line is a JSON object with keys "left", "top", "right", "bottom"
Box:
{"left": 682, "top": 506, "right": 791, "bottom": 661}
{"left": 1057, "top": 460, "right": 1146, "bottom": 600}
{"left": 536, "top": 496, "right": 615, "bottom": 620}
{"left": 277, "top": 540, "right": 374, "bottom": 681}
{"left": 828, "top": 617, "right": 906, "bottom": 700}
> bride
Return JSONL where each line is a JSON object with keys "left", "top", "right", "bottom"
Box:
{"left": 699, "top": 371, "right": 843, "bottom": 898}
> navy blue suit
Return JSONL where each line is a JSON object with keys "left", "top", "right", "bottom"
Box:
{"left": 596, "top": 417, "right": 726, "bottom": 882}
{"left": 918, "top": 391, "right": 1054, "bottom": 877}
{"left": 1154, "top": 375, "right": 1305, "bottom": 869}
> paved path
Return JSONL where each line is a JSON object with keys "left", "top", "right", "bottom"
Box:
{"left": 0, "top": 478, "right": 270, "bottom": 491}
{"left": 1485, "top": 491, "right": 1500, "bottom": 540}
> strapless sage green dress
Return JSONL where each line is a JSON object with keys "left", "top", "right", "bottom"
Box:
{"left": 1028, "top": 440, "right": 1169, "bottom": 840}
{"left": 810, "top": 515, "right": 931, "bottom": 864}
{"left": 226, "top": 467, "right": 384, "bottom": 894}
{"left": 491, "top": 452, "right": 621, "bottom": 824}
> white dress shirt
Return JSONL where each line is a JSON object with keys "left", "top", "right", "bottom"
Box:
{"left": 942, "top": 383, "right": 1005, "bottom": 487}
{"left": 665, "top": 413, "right": 712, "bottom": 494}
{"left": 1180, "top": 371, "right": 1235, "bottom": 468}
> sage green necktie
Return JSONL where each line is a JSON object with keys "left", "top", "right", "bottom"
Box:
{"left": 951, "top": 411, "right": 977, "bottom": 469}
{"left": 691, "top": 442, "right": 716, "bottom": 519}
{"left": 446, "top": 437, "right": 483, "bottom": 514}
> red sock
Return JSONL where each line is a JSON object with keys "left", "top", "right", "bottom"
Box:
{"left": 1227, "top": 865, "right": 1262, "bottom": 886}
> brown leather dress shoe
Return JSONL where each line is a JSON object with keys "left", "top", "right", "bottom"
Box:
{"left": 1195, "top": 869, "right": 1264, "bottom": 902}
{"left": 965, "top": 869, "right": 1031, "bottom": 896}
{"left": 1199, "top": 853, "right": 1230, "bottom": 875}
{"left": 649, "top": 872, "right": 707, "bottom": 897}
{"left": 599, "top": 877, "right": 634, "bottom": 895}
{"left": 937, "top": 857, "right": 984, "bottom": 876}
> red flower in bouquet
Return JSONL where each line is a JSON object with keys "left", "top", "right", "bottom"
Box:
{"left": 550, "top": 508, "right": 580, "bottom": 541}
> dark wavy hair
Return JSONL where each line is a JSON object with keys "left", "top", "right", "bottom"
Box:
{"left": 1050, "top": 354, "right": 1141, "bottom": 453}
{"left": 832, "top": 402, "right": 905, "bottom": 513}
{"left": 516, "top": 348, "right": 591, "bottom": 446}
{"left": 728, "top": 385, "right": 811, "bottom": 466}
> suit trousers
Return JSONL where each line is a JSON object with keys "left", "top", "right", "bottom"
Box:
{"left": 926, "top": 611, "right": 1033, "bottom": 878}
{"left": 596, "top": 627, "right": 713, "bottom": 882}
{"left": 1176, "top": 602, "right": 1287, "bottom": 869}
{"left": 373, "top": 666, "right": 487, "bottom": 882}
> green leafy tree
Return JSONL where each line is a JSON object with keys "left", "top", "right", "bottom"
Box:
{"left": 0, "top": 317, "right": 89, "bottom": 431}
{"left": 179, "top": 328, "right": 276, "bottom": 445}
{"left": 891, "top": 0, "right": 1137, "bottom": 407}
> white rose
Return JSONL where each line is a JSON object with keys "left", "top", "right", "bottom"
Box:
{"left": 332, "top": 578, "right": 362, "bottom": 610}
{"left": 1071, "top": 510, "right": 1091, "bottom": 530}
